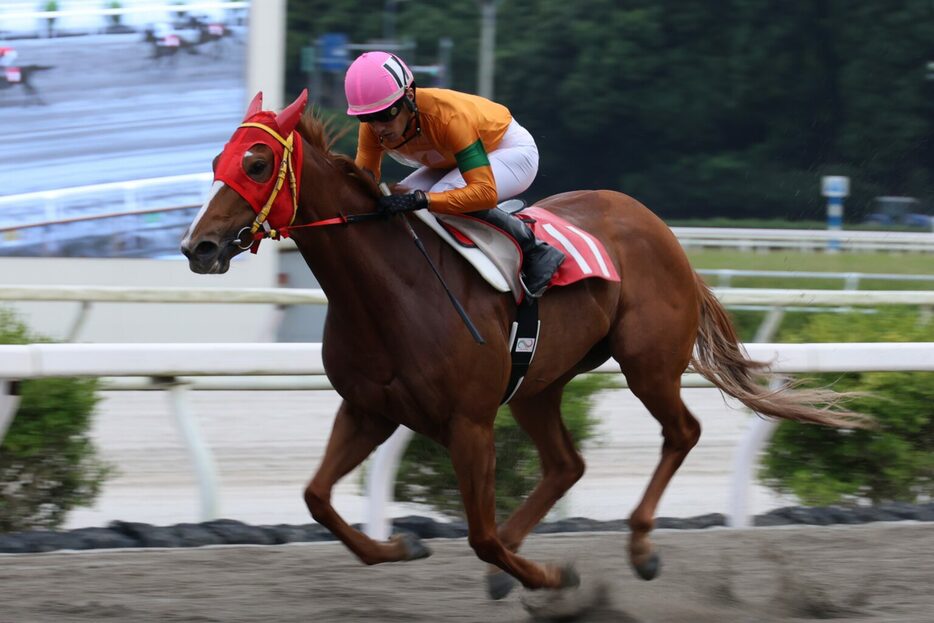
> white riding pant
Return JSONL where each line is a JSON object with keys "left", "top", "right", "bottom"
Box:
{"left": 398, "top": 119, "right": 539, "bottom": 202}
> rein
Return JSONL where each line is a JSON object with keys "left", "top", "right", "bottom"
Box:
{"left": 236, "top": 210, "right": 389, "bottom": 251}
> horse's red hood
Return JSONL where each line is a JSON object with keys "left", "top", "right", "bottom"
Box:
{"left": 214, "top": 90, "right": 307, "bottom": 233}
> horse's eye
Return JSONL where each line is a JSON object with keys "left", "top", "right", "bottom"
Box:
{"left": 248, "top": 161, "right": 266, "bottom": 176}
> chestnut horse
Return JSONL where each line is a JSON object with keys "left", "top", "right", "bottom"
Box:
{"left": 181, "top": 91, "right": 867, "bottom": 598}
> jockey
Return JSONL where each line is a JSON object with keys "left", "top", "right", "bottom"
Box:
{"left": 344, "top": 51, "right": 565, "bottom": 298}
{"left": 0, "top": 46, "right": 18, "bottom": 68}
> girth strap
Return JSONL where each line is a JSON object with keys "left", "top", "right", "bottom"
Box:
{"left": 500, "top": 298, "right": 540, "bottom": 405}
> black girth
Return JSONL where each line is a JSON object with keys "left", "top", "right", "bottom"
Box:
{"left": 500, "top": 297, "right": 540, "bottom": 405}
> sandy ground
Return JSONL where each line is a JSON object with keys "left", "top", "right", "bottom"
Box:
{"left": 64, "top": 387, "right": 799, "bottom": 529}
{"left": 1, "top": 523, "right": 931, "bottom": 622}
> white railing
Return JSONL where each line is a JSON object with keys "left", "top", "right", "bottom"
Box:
{"left": 1, "top": 285, "right": 931, "bottom": 343}
{"left": 672, "top": 227, "right": 934, "bottom": 252}
{"left": 0, "top": 2, "right": 248, "bottom": 34}
{"left": 698, "top": 268, "right": 934, "bottom": 289}
{"left": 3, "top": 180, "right": 934, "bottom": 256}
{"left": 0, "top": 173, "right": 211, "bottom": 223}
{"left": 0, "top": 174, "right": 211, "bottom": 256}
{"left": 3, "top": 284, "right": 934, "bottom": 306}
{"left": 1, "top": 341, "right": 932, "bottom": 534}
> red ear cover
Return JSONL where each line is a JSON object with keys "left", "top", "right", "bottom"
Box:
{"left": 275, "top": 89, "right": 308, "bottom": 135}
{"left": 243, "top": 91, "right": 264, "bottom": 121}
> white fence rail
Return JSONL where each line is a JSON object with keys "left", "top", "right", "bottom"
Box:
{"left": 2, "top": 341, "right": 932, "bottom": 534}
{"left": 1, "top": 284, "right": 931, "bottom": 307}
{"left": 0, "top": 173, "right": 211, "bottom": 227}
{"left": 2, "top": 285, "right": 931, "bottom": 344}
{"left": 672, "top": 227, "right": 934, "bottom": 252}
{"left": 0, "top": 2, "right": 248, "bottom": 34}
{"left": 0, "top": 174, "right": 210, "bottom": 257}
{"left": 3, "top": 175, "right": 934, "bottom": 255}
{"left": 698, "top": 268, "right": 934, "bottom": 289}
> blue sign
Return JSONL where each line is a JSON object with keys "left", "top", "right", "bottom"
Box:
{"left": 318, "top": 33, "right": 349, "bottom": 72}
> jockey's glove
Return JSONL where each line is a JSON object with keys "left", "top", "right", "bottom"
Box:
{"left": 378, "top": 190, "right": 429, "bottom": 215}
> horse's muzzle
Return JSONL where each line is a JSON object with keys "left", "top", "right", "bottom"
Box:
{"left": 181, "top": 238, "right": 232, "bottom": 274}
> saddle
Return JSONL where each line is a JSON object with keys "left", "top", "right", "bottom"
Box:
{"left": 416, "top": 203, "right": 620, "bottom": 304}
{"left": 416, "top": 202, "right": 620, "bottom": 404}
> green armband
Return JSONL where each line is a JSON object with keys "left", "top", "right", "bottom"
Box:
{"left": 455, "top": 140, "right": 491, "bottom": 173}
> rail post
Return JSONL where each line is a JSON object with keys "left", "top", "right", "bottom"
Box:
{"left": 159, "top": 377, "right": 220, "bottom": 522}
{"left": 365, "top": 426, "right": 414, "bottom": 540}
{"left": 0, "top": 379, "right": 21, "bottom": 446}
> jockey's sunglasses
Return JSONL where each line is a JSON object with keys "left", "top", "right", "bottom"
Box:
{"left": 357, "top": 103, "right": 403, "bottom": 124}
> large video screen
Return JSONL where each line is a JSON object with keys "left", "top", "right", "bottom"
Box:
{"left": 0, "top": 1, "right": 249, "bottom": 258}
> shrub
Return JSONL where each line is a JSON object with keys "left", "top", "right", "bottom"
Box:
{"left": 393, "top": 374, "right": 609, "bottom": 519}
{"left": 760, "top": 308, "right": 934, "bottom": 506}
{"left": 0, "top": 309, "right": 110, "bottom": 532}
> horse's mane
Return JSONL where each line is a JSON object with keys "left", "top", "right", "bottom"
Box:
{"left": 297, "top": 109, "right": 381, "bottom": 199}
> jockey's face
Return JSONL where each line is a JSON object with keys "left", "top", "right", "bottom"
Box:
{"left": 367, "top": 104, "right": 413, "bottom": 144}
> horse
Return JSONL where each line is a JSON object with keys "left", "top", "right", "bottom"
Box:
{"left": 143, "top": 28, "right": 196, "bottom": 64}
{"left": 143, "top": 21, "right": 235, "bottom": 63}
{"left": 181, "top": 90, "right": 870, "bottom": 600}
{"left": 0, "top": 65, "right": 53, "bottom": 106}
{"left": 193, "top": 22, "right": 237, "bottom": 59}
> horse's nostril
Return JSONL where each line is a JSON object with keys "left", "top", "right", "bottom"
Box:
{"left": 193, "top": 240, "right": 220, "bottom": 261}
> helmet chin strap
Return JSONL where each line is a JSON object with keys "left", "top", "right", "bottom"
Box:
{"left": 380, "top": 93, "right": 421, "bottom": 150}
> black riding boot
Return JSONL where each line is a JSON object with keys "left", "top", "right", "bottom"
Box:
{"left": 472, "top": 208, "right": 566, "bottom": 297}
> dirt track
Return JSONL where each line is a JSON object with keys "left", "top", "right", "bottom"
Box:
{"left": 1, "top": 523, "right": 931, "bottom": 622}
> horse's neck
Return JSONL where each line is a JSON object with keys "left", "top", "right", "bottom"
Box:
{"left": 292, "top": 154, "right": 417, "bottom": 310}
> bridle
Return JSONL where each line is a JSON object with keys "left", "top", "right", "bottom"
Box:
{"left": 229, "top": 120, "right": 299, "bottom": 252}
{"left": 229, "top": 121, "right": 386, "bottom": 253}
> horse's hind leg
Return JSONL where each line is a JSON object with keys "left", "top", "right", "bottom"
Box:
{"left": 611, "top": 304, "right": 701, "bottom": 580}
{"left": 447, "top": 414, "right": 578, "bottom": 592}
{"left": 484, "top": 382, "right": 586, "bottom": 598}
{"left": 622, "top": 372, "right": 700, "bottom": 579}
{"left": 304, "top": 400, "right": 429, "bottom": 564}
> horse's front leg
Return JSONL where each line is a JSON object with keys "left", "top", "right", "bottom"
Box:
{"left": 448, "top": 416, "right": 578, "bottom": 591}
{"left": 304, "top": 400, "right": 429, "bottom": 564}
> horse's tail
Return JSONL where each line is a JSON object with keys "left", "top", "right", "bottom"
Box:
{"left": 689, "top": 274, "right": 873, "bottom": 429}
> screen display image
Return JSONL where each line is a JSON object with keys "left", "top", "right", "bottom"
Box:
{"left": 0, "top": 1, "right": 249, "bottom": 258}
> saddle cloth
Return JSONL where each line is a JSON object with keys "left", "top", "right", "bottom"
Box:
{"left": 4, "top": 68, "right": 21, "bottom": 83}
{"left": 415, "top": 205, "right": 620, "bottom": 303}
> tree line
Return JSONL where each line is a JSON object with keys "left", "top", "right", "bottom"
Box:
{"left": 286, "top": 1, "right": 934, "bottom": 221}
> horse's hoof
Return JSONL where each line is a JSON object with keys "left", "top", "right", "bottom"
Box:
{"left": 487, "top": 569, "right": 517, "bottom": 600}
{"left": 632, "top": 552, "right": 661, "bottom": 580}
{"left": 521, "top": 568, "right": 601, "bottom": 621}
{"left": 396, "top": 532, "right": 432, "bottom": 561}
{"left": 560, "top": 563, "right": 581, "bottom": 589}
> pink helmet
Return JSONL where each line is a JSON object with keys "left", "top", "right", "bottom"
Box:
{"left": 344, "top": 51, "right": 414, "bottom": 116}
